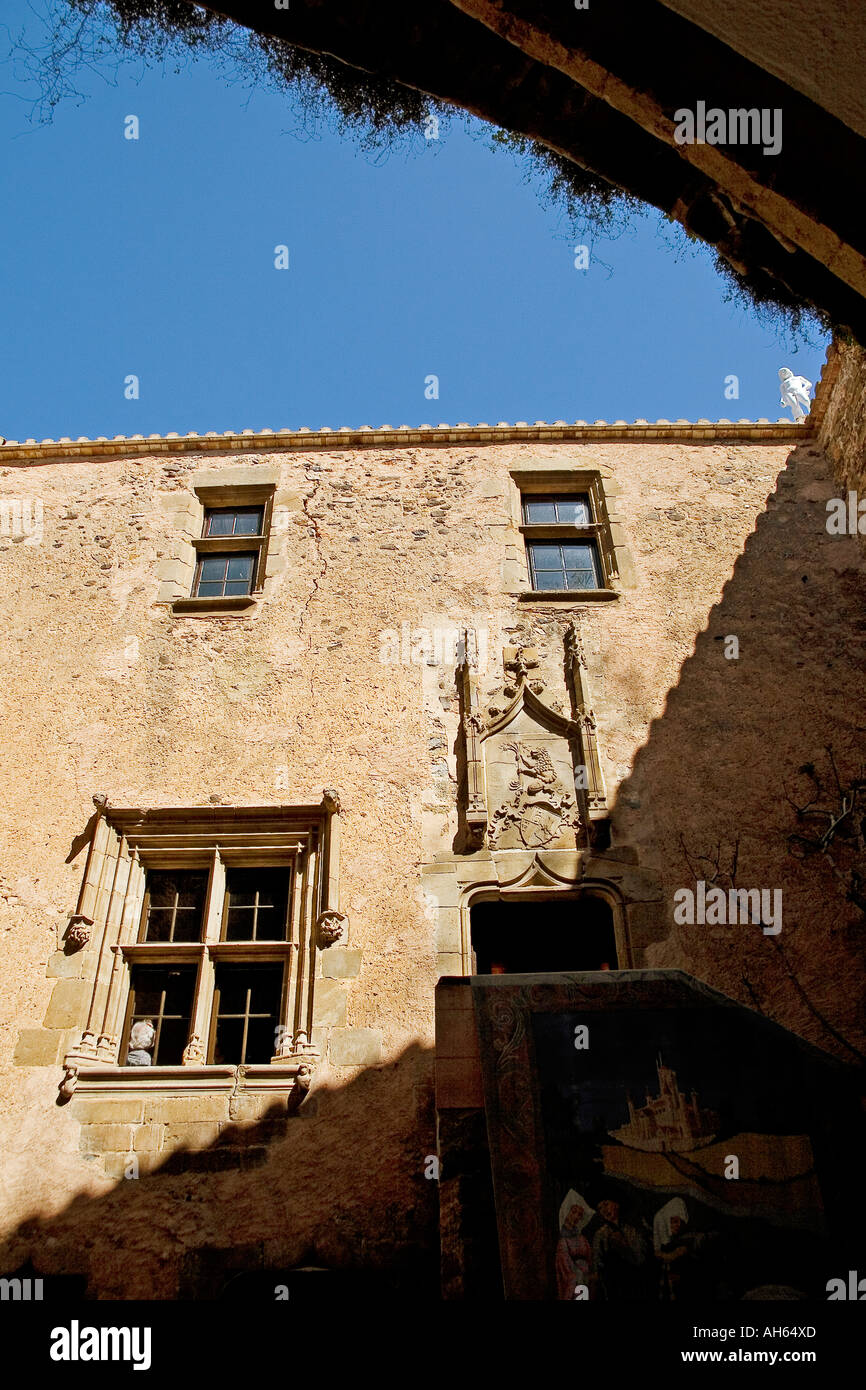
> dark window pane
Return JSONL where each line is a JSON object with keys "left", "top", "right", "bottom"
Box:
{"left": 157, "top": 1018, "right": 191, "bottom": 1066}
{"left": 125, "top": 964, "right": 196, "bottom": 1066}
{"left": 215, "top": 969, "right": 252, "bottom": 1015}
{"left": 213, "top": 1017, "right": 244, "bottom": 1066}
{"left": 224, "top": 869, "right": 290, "bottom": 941}
{"left": 144, "top": 908, "right": 173, "bottom": 944}
{"left": 143, "top": 871, "right": 207, "bottom": 943}
{"left": 206, "top": 512, "right": 235, "bottom": 536}
{"left": 244, "top": 1016, "right": 277, "bottom": 1065}
{"left": 194, "top": 551, "right": 255, "bottom": 598}
{"left": 523, "top": 494, "right": 592, "bottom": 525}
{"left": 225, "top": 906, "right": 256, "bottom": 939}
{"left": 211, "top": 963, "right": 284, "bottom": 1064}
{"left": 149, "top": 876, "right": 182, "bottom": 908}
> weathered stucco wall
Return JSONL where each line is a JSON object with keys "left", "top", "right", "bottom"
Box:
{"left": 0, "top": 419, "right": 863, "bottom": 1296}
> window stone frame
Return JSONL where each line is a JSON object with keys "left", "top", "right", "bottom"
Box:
{"left": 507, "top": 468, "right": 634, "bottom": 602}
{"left": 59, "top": 793, "right": 345, "bottom": 1100}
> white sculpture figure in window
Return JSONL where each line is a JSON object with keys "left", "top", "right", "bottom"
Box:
{"left": 126, "top": 1018, "right": 156, "bottom": 1066}
{"left": 778, "top": 367, "right": 812, "bottom": 422}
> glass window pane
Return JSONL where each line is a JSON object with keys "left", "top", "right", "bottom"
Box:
{"left": 523, "top": 499, "right": 557, "bottom": 524}
{"left": 533, "top": 569, "right": 566, "bottom": 591}
{"left": 564, "top": 570, "right": 597, "bottom": 590}
{"left": 157, "top": 1018, "right": 190, "bottom": 1067}
{"left": 554, "top": 495, "right": 591, "bottom": 524}
{"left": 144, "top": 909, "right": 173, "bottom": 944}
{"left": 529, "top": 543, "right": 563, "bottom": 570}
{"left": 224, "top": 868, "right": 290, "bottom": 941}
{"left": 196, "top": 581, "right": 223, "bottom": 597}
{"left": 227, "top": 554, "right": 254, "bottom": 580}
{"left": 206, "top": 511, "right": 235, "bottom": 536}
{"left": 223, "top": 580, "right": 252, "bottom": 596}
{"left": 215, "top": 970, "right": 251, "bottom": 1015}
{"left": 561, "top": 543, "right": 594, "bottom": 567}
{"left": 199, "top": 556, "right": 227, "bottom": 581}
{"left": 245, "top": 964, "right": 283, "bottom": 1014}
{"left": 233, "top": 510, "right": 263, "bottom": 535}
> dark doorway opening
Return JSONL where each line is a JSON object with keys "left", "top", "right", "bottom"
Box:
{"left": 470, "top": 895, "right": 618, "bottom": 974}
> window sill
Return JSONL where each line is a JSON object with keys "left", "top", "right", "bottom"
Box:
{"left": 63, "top": 1060, "right": 317, "bottom": 1098}
{"left": 171, "top": 596, "right": 257, "bottom": 617}
{"left": 516, "top": 589, "right": 620, "bottom": 603}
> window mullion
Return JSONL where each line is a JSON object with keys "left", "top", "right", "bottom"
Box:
{"left": 183, "top": 851, "right": 223, "bottom": 1065}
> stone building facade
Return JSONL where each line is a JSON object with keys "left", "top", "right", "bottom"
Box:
{"left": 1, "top": 353, "right": 864, "bottom": 1297}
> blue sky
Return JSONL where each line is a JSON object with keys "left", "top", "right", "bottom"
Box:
{"left": 1, "top": 1, "right": 829, "bottom": 441}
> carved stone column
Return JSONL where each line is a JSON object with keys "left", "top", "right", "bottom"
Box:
{"left": 564, "top": 621, "right": 607, "bottom": 814}
{"left": 458, "top": 632, "right": 488, "bottom": 848}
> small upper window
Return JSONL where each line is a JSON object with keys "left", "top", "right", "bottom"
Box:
{"left": 173, "top": 485, "right": 275, "bottom": 613}
{"left": 522, "top": 494, "right": 591, "bottom": 526}
{"left": 203, "top": 506, "right": 264, "bottom": 538}
{"left": 520, "top": 488, "right": 606, "bottom": 594}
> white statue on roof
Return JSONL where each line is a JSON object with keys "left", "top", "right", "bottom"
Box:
{"left": 778, "top": 367, "right": 812, "bottom": 422}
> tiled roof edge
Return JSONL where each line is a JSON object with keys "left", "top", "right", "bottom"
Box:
{"left": 0, "top": 417, "right": 810, "bottom": 464}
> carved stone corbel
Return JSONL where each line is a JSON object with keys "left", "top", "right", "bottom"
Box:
{"left": 58, "top": 1065, "right": 79, "bottom": 1102}
{"left": 316, "top": 909, "right": 347, "bottom": 948}
{"left": 64, "top": 914, "right": 93, "bottom": 950}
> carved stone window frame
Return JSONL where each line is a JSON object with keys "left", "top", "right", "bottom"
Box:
{"left": 509, "top": 470, "right": 624, "bottom": 602}
{"left": 60, "top": 794, "right": 344, "bottom": 1099}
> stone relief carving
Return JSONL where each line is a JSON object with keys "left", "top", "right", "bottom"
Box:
{"left": 182, "top": 1034, "right": 204, "bottom": 1065}
{"left": 488, "top": 740, "right": 583, "bottom": 849}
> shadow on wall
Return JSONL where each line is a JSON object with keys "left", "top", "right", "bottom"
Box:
{"left": 611, "top": 438, "right": 866, "bottom": 1060}
{"left": 0, "top": 1041, "right": 438, "bottom": 1300}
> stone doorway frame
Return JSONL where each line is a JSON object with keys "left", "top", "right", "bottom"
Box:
{"left": 425, "top": 847, "right": 666, "bottom": 979}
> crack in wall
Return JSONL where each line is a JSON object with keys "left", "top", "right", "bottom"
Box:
{"left": 298, "top": 470, "right": 329, "bottom": 732}
{"left": 299, "top": 470, "right": 328, "bottom": 641}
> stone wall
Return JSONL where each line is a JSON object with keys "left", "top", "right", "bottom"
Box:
{"left": 816, "top": 339, "right": 866, "bottom": 494}
{"left": 0, "top": 420, "right": 863, "bottom": 1295}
